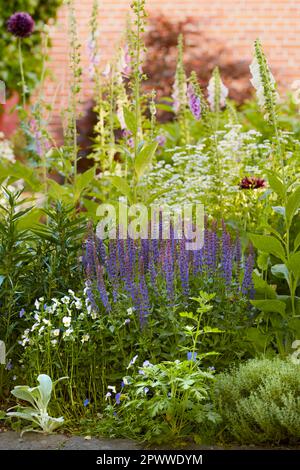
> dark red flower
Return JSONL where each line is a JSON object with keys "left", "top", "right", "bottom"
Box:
{"left": 239, "top": 176, "right": 266, "bottom": 190}
{"left": 7, "top": 12, "right": 35, "bottom": 38}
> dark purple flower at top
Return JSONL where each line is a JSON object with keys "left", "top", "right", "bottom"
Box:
{"left": 7, "top": 12, "right": 35, "bottom": 38}
{"left": 187, "top": 83, "right": 201, "bottom": 120}
{"left": 239, "top": 176, "right": 266, "bottom": 190}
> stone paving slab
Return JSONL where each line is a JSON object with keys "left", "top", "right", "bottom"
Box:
{"left": 0, "top": 431, "right": 140, "bottom": 450}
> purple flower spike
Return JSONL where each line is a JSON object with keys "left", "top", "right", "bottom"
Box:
{"left": 187, "top": 83, "right": 201, "bottom": 120}
{"left": 7, "top": 12, "right": 35, "bottom": 38}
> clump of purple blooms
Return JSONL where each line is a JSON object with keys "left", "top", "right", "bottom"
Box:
{"left": 7, "top": 12, "right": 35, "bottom": 38}
{"left": 83, "top": 221, "right": 254, "bottom": 327}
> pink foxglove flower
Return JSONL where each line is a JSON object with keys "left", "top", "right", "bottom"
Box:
{"left": 187, "top": 83, "right": 201, "bottom": 120}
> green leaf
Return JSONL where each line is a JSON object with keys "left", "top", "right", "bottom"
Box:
{"left": 286, "top": 186, "right": 300, "bottom": 225}
{"left": 249, "top": 233, "right": 286, "bottom": 262}
{"left": 37, "top": 374, "right": 53, "bottom": 409}
{"left": 287, "top": 252, "right": 300, "bottom": 280}
{"left": 294, "top": 232, "right": 300, "bottom": 252}
{"left": 251, "top": 299, "right": 286, "bottom": 316}
{"left": 110, "top": 176, "right": 133, "bottom": 202}
{"left": 123, "top": 107, "right": 137, "bottom": 134}
{"left": 135, "top": 142, "right": 158, "bottom": 180}
{"left": 271, "top": 264, "right": 289, "bottom": 282}
{"left": 266, "top": 171, "right": 285, "bottom": 199}
{"left": 257, "top": 252, "right": 269, "bottom": 271}
{"left": 74, "top": 167, "right": 95, "bottom": 196}
{"left": 203, "top": 326, "right": 224, "bottom": 334}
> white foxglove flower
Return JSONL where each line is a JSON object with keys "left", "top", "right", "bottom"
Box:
{"left": 207, "top": 73, "right": 228, "bottom": 111}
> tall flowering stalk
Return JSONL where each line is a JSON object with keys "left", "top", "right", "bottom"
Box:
{"left": 172, "top": 35, "right": 189, "bottom": 145}
{"left": 65, "top": 0, "right": 82, "bottom": 182}
{"left": 249, "top": 39, "right": 282, "bottom": 171}
{"left": 129, "top": 0, "right": 147, "bottom": 153}
{"left": 207, "top": 67, "right": 228, "bottom": 210}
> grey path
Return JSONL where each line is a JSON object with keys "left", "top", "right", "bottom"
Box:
{"left": 0, "top": 430, "right": 296, "bottom": 450}
{"left": 0, "top": 430, "right": 225, "bottom": 450}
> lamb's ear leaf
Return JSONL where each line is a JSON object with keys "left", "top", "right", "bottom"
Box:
{"left": 10, "top": 386, "right": 36, "bottom": 407}
{"left": 37, "top": 374, "right": 53, "bottom": 408}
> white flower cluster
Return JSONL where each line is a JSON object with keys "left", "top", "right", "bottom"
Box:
{"left": 142, "top": 125, "right": 272, "bottom": 212}
{"left": 20, "top": 290, "right": 89, "bottom": 349}
{"left": 0, "top": 132, "right": 15, "bottom": 163}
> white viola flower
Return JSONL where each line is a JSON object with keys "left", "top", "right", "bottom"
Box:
{"left": 33, "top": 313, "right": 40, "bottom": 322}
{"left": 91, "top": 310, "right": 98, "bottom": 320}
{"left": 108, "top": 385, "right": 116, "bottom": 394}
{"left": 105, "top": 392, "right": 112, "bottom": 400}
{"left": 51, "top": 339, "right": 58, "bottom": 346}
{"left": 126, "top": 307, "right": 133, "bottom": 316}
{"left": 52, "top": 329, "right": 60, "bottom": 337}
{"left": 62, "top": 316, "right": 71, "bottom": 328}
{"left": 75, "top": 299, "right": 82, "bottom": 310}
{"left": 78, "top": 313, "right": 85, "bottom": 320}
{"left": 127, "top": 354, "right": 138, "bottom": 369}
{"left": 68, "top": 289, "right": 75, "bottom": 297}
{"left": 38, "top": 326, "right": 45, "bottom": 334}
{"left": 81, "top": 334, "right": 90, "bottom": 343}
{"left": 31, "top": 322, "right": 39, "bottom": 332}
{"left": 34, "top": 299, "right": 40, "bottom": 310}
{"left": 61, "top": 296, "right": 70, "bottom": 305}
{"left": 63, "top": 328, "right": 73, "bottom": 338}
{"left": 43, "top": 319, "right": 51, "bottom": 325}
{"left": 207, "top": 74, "right": 228, "bottom": 111}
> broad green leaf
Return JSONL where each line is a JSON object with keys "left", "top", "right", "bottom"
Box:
{"left": 134, "top": 142, "right": 158, "bottom": 180}
{"left": 74, "top": 167, "right": 95, "bottom": 196}
{"left": 37, "top": 374, "right": 53, "bottom": 409}
{"left": 257, "top": 252, "right": 269, "bottom": 271}
{"left": 123, "top": 107, "right": 137, "bottom": 134}
{"left": 246, "top": 327, "right": 271, "bottom": 351}
{"left": 249, "top": 234, "right": 286, "bottom": 262}
{"left": 10, "top": 386, "right": 37, "bottom": 407}
{"left": 110, "top": 176, "right": 133, "bottom": 202}
{"left": 266, "top": 171, "right": 285, "bottom": 199}
{"left": 251, "top": 299, "right": 286, "bottom": 316}
{"left": 287, "top": 252, "right": 300, "bottom": 280}
{"left": 286, "top": 186, "right": 300, "bottom": 225}
{"left": 271, "top": 264, "right": 289, "bottom": 282}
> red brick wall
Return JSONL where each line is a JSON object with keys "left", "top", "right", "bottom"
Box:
{"left": 4, "top": 1, "right": 300, "bottom": 139}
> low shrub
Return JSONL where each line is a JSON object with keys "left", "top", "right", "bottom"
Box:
{"left": 214, "top": 357, "right": 300, "bottom": 444}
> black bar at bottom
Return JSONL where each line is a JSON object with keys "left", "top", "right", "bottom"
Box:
{"left": 0, "top": 449, "right": 299, "bottom": 467}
